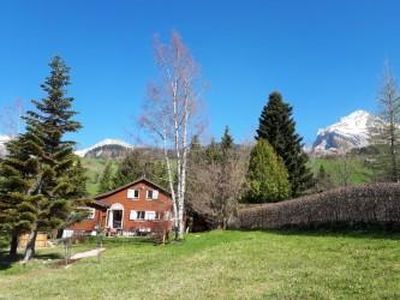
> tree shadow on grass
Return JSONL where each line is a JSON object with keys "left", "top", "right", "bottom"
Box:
{"left": 0, "top": 250, "right": 22, "bottom": 271}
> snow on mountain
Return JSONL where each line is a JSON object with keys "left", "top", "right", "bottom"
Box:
{"left": 0, "top": 135, "right": 11, "bottom": 157}
{"left": 312, "top": 110, "right": 379, "bottom": 155}
{"left": 75, "top": 139, "right": 134, "bottom": 159}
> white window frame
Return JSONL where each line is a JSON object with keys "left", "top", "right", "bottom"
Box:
{"left": 127, "top": 189, "right": 139, "bottom": 199}
{"left": 146, "top": 189, "right": 159, "bottom": 200}
{"left": 145, "top": 211, "right": 156, "bottom": 220}
{"left": 129, "top": 210, "right": 137, "bottom": 220}
{"left": 136, "top": 211, "right": 145, "bottom": 220}
{"left": 87, "top": 208, "right": 96, "bottom": 219}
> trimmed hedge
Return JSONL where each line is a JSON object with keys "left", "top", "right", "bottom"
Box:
{"left": 230, "top": 183, "right": 400, "bottom": 230}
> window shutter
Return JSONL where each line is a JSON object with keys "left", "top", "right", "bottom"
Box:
{"left": 129, "top": 210, "right": 137, "bottom": 220}
{"left": 152, "top": 190, "right": 159, "bottom": 199}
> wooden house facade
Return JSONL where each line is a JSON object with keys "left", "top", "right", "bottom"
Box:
{"left": 66, "top": 178, "right": 173, "bottom": 236}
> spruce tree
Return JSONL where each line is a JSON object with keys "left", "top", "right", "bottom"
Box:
{"left": 221, "top": 126, "right": 234, "bottom": 156}
{"left": 256, "top": 92, "right": 313, "bottom": 197}
{"left": 19, "top": 56, "right": 82, "bottom": 260}
{"left": 246, "top": 139, "right": 290, "bottom": 203}
{"left": 98, "top": 161, "right": 114, "bottom": 193}
{"left": 0, "top": 136, "right": 40, "bottom": 257}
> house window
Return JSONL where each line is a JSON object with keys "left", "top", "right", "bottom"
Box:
{"left": 146, "top": 189, "right": 159, "bottom": 200}
{"left": 87, "top": 208, "right": 96, "bottom": 219}
{"left": 145, "top": 211, "right": 156, "bottom": 220}
{"left": 137, "top": 211, "right": 145, "bottom": 220}
{"left": 129, "top": 210, "right": 145, "bottom": 220}
{"left": 127, "top": 189, "right": 139, "bottom": 199}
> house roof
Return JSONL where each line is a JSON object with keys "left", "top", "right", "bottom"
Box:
{"left": 94, "top": 176, "right": 172, "bottom": 200}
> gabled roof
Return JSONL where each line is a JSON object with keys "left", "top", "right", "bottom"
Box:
{"left": 94, "top": 177, "right": 172, "bottom": 200}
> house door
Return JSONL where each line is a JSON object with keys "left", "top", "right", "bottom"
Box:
{"left": 107, "top": 203, "right": 124, "bottom": 229}
{"left": 112, "top": 210, "right": 122, "bottom": 228}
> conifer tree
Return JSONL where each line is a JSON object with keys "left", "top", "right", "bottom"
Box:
{"left": 98, "top": 161, "right": 114, "bottom": 193}
{"left": 246, "top": 139, "right": 290, "bottom": 203}
{"left": 205, "top": 138, "right": 221, "bottom": 164}
{"left": 221, "top": 126, "right": 234, "bottom": 157}
{"left": 0, "top": 136, "right": 40, "bottom": 257}
{"left": 256, "top": 92, "right": 312, "bottom": 197}
{"left": 15, "top": 56, "right": 82, "bottom": 261}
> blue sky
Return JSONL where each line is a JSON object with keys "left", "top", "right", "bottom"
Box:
{"left": 1, "top": 0, "right": 400, "bottom": 149}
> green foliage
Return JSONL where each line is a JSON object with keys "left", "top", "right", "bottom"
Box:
{"left": 0, "top": 56, "right": 84, "bottom": 257}
{"left": 98, "top": 161, "right": 114, "bottom": 193}
{"left": 314, "top": 164, "right": 334, "bottom": 191}
{"left": 308, "top": 156, "right": 373, "bottom": 187}
{"left": 112, "top": 150, "right": 169, "bottom": 189}
{"left": 246, "top": 139, "right": 290, "bottom": 203}
{"left": 256, "top": 91, "right": 313, "bottom": 196}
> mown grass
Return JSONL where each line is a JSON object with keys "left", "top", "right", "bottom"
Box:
{"left": 1, "top": 230, "right": 399, "bottom": 299}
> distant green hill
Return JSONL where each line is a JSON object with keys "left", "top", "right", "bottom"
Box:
{"left": 81, "top": 158, "right": 118, "bottom": 196}
{"left": 308, "top": 155, "right": 374, "bottom": 187}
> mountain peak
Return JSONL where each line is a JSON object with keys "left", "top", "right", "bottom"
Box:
{"left": 312, "top": 110, "right": 377, "bottom": 155}
{"left": 75, "top": 138, "right": 134, "bottom": 158}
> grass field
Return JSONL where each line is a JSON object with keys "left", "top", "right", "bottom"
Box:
{"left": 309, "top": 156, "right": 373, "bottom": 186}
{"left": 81, "top": 158, "right": 118, "bottom": 195}
{"left": 1, "top": 230, "right": 399, "bottom": 299}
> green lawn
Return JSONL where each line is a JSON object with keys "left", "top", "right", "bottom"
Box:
{"left": 1, "top": 230, "right": 399, "bottom": 299}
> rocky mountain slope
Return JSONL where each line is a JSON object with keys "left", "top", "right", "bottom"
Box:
{"left": 312, "top": 110, "right": 380, "bottom": 155}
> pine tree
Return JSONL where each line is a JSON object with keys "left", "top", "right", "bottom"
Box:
{"left": 220, "top": 126, "right": 234, "bottom": 157}
{"left": 246, "top": 139, "right": 290, "bottom": 203}
{"left": 18, "top": 56, "right": 82, "bottom": 260}
{"left": 315, "top": 164, "right": 333, "bottom": 191}
{"left": 98, "top": 161, "right": 114, "bottom": 193}
{"left": 256, "top": 91, "right": 313, "bottom": 197}
{"left": 0, "top": 136, "right": 40, "bottom": 257}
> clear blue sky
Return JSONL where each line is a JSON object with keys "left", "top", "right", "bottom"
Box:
{"left": 1, "top": 0, "right": 400, "bottom": 149}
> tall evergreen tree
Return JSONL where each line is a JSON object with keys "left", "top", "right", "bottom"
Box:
{"left": 98, "top": 161, "right": 114, "bottom": 193}
{"left": 256, "top": 92, "right": 313, "bottom": 196}
{"left": 246, "top": 139, "right": 290, "bottom": 203}
{"left": 13, "top": 56, "right": 82, "bottom": 260}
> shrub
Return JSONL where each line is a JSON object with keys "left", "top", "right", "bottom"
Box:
{"left": 246, "top": 139, "right": 290, "bottom": 203}
{"left": 230, "top": 183, "right": 400, "bottom": 230}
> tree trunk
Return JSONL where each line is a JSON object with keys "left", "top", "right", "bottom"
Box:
{"left": 23, "top": 226, "right": 38, "bottom": 262}
{"left": 9, "top": 230, "right": 19, "bottom": 258}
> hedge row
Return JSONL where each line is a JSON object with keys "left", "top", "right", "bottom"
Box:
{"left": 230, "top": 183, "right": 400, "bottom": 230}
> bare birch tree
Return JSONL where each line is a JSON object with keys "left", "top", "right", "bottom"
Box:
{"left": 139, "top": 32, "right": 203, "bottom": 239}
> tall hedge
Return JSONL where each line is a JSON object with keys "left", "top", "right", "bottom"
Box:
{"left": 230, "top": 183, "right": 400, "bottom": 230}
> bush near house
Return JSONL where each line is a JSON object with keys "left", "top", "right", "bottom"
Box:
{"left": 231, "top": 183, "right": 400, "bottom": 230}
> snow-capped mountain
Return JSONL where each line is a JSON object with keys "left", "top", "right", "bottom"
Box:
{"left": 312, "top": 110, "right": 379, "bottom": 155}
{"left": 0, "top": 135, "right": 11, "bottom": 157}
{"left": 75, "top": 139, "right": 134, "bottom": 159}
